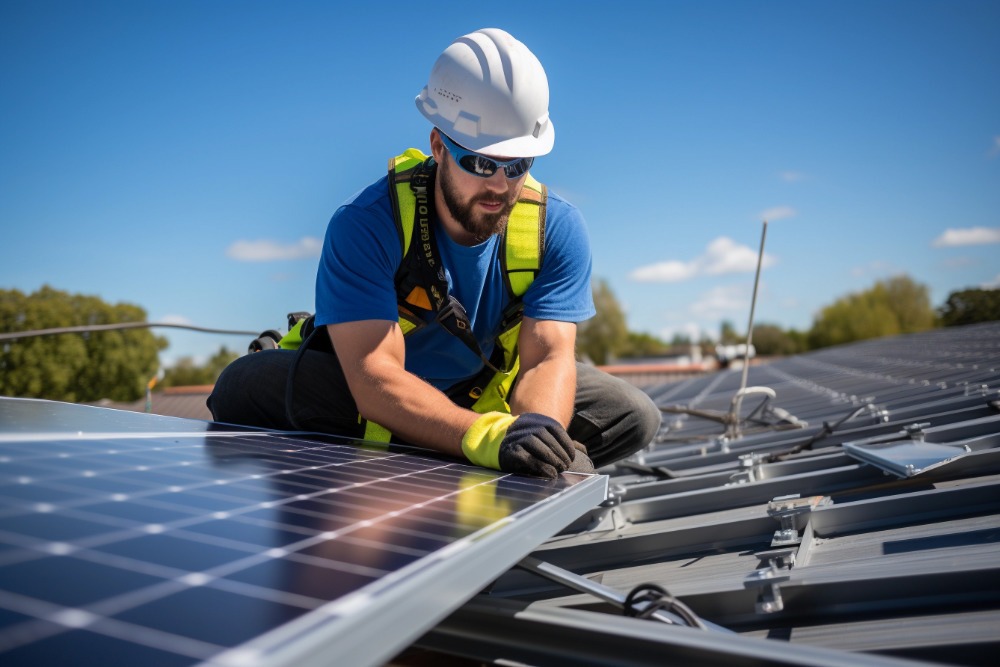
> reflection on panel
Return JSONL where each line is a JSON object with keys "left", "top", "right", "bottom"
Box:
{"left": 0, "top": 398, "right": 606, "bottom": 667}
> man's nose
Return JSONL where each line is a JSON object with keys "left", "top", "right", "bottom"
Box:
{"left": 483, "top": 169, "right": 509, "bottom": 193}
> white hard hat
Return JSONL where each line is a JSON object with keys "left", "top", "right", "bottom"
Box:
{"left": 415, "top": 28, "right": 554, "bottom": 158}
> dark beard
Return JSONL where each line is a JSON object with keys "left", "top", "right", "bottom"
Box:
{"left": 439, "top": 158, "right": 519, "bottom": 243}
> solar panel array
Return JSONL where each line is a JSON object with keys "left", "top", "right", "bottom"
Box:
{"left": 0, "top": 398, "right": 606, "bottom": 667}
{"left": 422, "top": 323, "right": 1000, "bottom": 666}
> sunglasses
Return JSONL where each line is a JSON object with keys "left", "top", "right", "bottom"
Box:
{"left": 439, "top": 133, "right": 534, "bottom": 179}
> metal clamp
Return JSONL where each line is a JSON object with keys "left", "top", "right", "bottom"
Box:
{"left": 766, "top": 494, "right": 831, "bottom": 547}
{"left": 729, "top": 453, "right": 765, "bottom": 485}
{"left": 744, "top": 562, "right": 791, "bottom": 614}
{"left": 755, "top": 546, "right": 797, "bottom": 570}
{"left": 903, "top": 422, "right": 931, "bottom": 442}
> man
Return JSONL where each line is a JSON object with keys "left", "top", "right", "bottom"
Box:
{"left": 209, "top": 28, "right": 660, "bottom": 478}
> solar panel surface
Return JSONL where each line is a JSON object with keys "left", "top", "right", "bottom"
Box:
{"left": 0, "top": 398, "right": 607, "bottom": 667}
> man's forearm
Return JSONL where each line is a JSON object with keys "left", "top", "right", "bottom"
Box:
{"left": 328, "top": 322, "right": 477, "bottom": 458}
{"left": 350, "top": 357, "right": 479, "bottom": 458}
{"left": 509, "top": 355, "right": 576, "bottom": 427}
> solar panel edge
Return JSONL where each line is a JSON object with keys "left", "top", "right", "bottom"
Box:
{"left": 204, "top": 473, "right": 609, "bottom": 667}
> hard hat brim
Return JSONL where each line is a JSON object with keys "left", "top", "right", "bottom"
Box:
{"left": 415, "top": 95, "right": 555, "bottom": 158}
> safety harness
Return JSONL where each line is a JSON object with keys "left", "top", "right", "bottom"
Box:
{"left": 266, "top": 148, "right": 547, "bottom": 441}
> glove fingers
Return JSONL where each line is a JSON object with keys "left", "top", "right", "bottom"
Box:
{"left": 499, "top": 445, "right": 561, "bottom": 478}
{"left": 567, "top": 450, "right": 596, "bottom": 474}
{"left": 496, "top": 412, "right": 576, "bottom": 478}
{"left": 521, "top": 434, "right": 571, "bottom": 471}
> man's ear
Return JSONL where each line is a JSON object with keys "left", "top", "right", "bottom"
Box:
{"left": 429, "top": 128, "right": 445, "bottom": 162}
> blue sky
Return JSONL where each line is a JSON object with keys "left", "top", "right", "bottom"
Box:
{"left": 2, "top": 0, "right": 998, "bottom": 366}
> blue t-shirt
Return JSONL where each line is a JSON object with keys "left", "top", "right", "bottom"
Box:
{"left": 315, "top": 173, "right": 595, "bottom": 391}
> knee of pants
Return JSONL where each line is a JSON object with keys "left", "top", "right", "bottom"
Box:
{"left": 568, "top": 374, "right": 663, "bottom": 466}
{"left": 206, "top": 358, "right": 242, "bottom": 421}
{"left": 604, "top": 387, "right": 661, "bottom": 452}
{"left": 207, "top": 352, "right": 288, "bottom": 426}
{"left": 631, "top": 390, "right": 663, "bottom": 448}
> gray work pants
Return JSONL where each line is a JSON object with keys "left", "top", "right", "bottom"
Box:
{"left": 208, "top": 347, "right": 661, "bottom": 469}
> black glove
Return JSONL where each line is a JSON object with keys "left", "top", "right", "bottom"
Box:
{"left": 498, "top": 412, "right": 575, "bottom": 478}
{"left": 461, "top": 412, "right": 575, "bottom": 478}
{"left": 567, "top": 441, "right": 596, "bottom": 474}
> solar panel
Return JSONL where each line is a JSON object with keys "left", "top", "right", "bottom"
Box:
{"left": 0, "top": 397, "right": 607, "bottom": 667}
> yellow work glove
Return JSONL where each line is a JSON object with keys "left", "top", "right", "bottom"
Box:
{"left": 462, "top": 412, "right": 578, "bottom": 479}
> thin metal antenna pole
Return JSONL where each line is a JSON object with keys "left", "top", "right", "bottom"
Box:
{"left": 727, "top": 220, "right": 768, "bottom": 439}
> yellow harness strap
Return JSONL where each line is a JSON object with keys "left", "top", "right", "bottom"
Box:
{"left": 504, "top": 176, "right": 545, "bottom": 298}
{"left": 364, "top": 150, "right": 546, "bottom": 443}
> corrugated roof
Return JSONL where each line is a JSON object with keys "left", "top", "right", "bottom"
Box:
{"left": 414, "top": 322, "right": 1000, "bottom": 666}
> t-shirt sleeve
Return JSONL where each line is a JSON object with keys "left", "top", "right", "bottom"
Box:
{"left": 314, "top": 186, "right": 401, "bottom": 326}
{"left": 521, "top": 194, "right": 596, "bottom": 323}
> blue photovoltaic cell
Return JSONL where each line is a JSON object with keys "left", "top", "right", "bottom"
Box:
{"left": 0, "top": 398, "right": 606, "bottom": 667}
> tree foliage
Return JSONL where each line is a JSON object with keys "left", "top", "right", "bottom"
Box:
{"left": 576, "top": 278, "right": 628, "bottom": 365}
{"left": 937, "top": 288, "right": 1000, "bottom": 327}
{"left": 573, "top": 273, "right": 959, "bottom": 365}
{"left": 621, "top": 331, "right": 672, "bottom": 359}
{"left": 161, "top": 347, "right": 240, "bottom": 388}
{"left": 808, "top": 275, "right": 935, "bottom": 349}
{"left": 751, "top": 323, "right": 805, "bottom": 356}
{"left": 0, "top": 286, "right": 166, "bottom": 402}
{"left": 719, "top": 320, "right": 743, "bottom": 345}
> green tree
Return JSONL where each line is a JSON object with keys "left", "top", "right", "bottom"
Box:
{"left": 576, "top": 278, "right": 628, "bottom": 365}
{"left": 620, "top": 331, "right": 671, "bottom": 359}
{"left": 670, "top": 332, "right": 692, "bottom": 346}
{"left": 698, "top": 333, "right": 715, "bottom": 357}
{"left": 786, "top": 328, "right": 809, "bottom": 353}
{"left": 751, "top": 323, "right": 803, "bottom": 356}
{"left": 938, "top": 288, "right": 1000, "bottom": 326}
{"left": 0, "top": 286, "right": 166, "bottom": 402}
{"left": 161, "top": 346, "right": 240, "bottom": 388}
{"left": 808, "top": 275, "right": 935, "bottom": 349}
{"left": 719, "top": 320, "right": 743, "bottom": 345}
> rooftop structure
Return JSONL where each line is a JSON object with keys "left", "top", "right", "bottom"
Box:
{"left": 419, "top": 321, "right": 1000, "bottom": 665}
{"left": 2, "top": 321, "right": 998, "bottom": 665}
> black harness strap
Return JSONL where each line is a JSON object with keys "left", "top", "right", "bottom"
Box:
{"left": 397, "top": 159, "right": 506, "bottom": 375}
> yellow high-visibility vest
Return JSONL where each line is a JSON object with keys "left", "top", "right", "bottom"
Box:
{"left": 357, "top": 149, "right": 546, "bottom": 441}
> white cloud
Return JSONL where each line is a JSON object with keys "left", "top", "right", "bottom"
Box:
{"left": 780, "top": 171, "right": 805, "bottom": 182}
{"left": 758, "top": 206, "right": 797, "bottom": 221}
{"left": 159, "top": 314, "right": 194, "bottom": 326}
{"left": 629, "top": 260, "right": 696, "bottom": 282}
{"left": 991, "top": 136, "right": 1000, "bottom": 158}
{"left": 702, "top": 237, "right": 774, "bottom": 275}
{"left": 983, "top": 274, "right": 1000, "bottom": 289}
{"left": 690, "top": 284, "right": 750, "bottom": 316}
{"left": 630, "top": 237, "right": 776, "bottom": 283}
{"left": 931, "top": 227, "right": 1000, "bottom": 248}
{"left": 226, "top": 237, "right": 323, "bottom": 261}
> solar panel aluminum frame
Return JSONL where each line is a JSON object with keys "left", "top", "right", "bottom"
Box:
{"left": 842, "top": 414, "right": 1000, "bottom": 478}
{"left": 206, "top": 470, "right": 608, "bottom": 667}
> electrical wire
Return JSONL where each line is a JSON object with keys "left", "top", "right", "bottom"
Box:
{"left": 0, "top": 322, "right": 258, "bottom": 342}
{"left": 623, "top": 583, "right": 705, "bottom": 628}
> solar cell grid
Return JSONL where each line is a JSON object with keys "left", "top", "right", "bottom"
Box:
{"left": 0, "top": 398, "right": 607, "bottom": 666}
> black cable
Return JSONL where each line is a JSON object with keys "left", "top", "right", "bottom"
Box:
{"left": 623, "top": 583, "right": 703, "bottom": 628}
{"left": 0, "top": 321, "right": 258, "bottom": 342}
{"left": 764, "top": 403, "right": 872, "bottom": 463}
